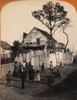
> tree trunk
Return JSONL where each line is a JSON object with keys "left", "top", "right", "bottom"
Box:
{"left": 50, "top": 30, "right": 53, "bottom": 50}
{"left": 63, "top": 27, "right": 69, "bottom": 51}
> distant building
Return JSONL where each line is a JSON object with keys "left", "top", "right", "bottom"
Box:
{"left": 1, "top": 41, "right": 12, "bottom": 58}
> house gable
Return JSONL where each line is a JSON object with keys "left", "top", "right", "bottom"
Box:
{"left": 23, "top": 27, "right": 57, "bottom": 44}
{"left": 23, "top": 27, "right": 48, "bottom": 45}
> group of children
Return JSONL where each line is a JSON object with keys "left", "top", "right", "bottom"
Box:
{"left": 6, "top": 61, "right": 41, "bottom": 88}
{"left": 6, "top": 61, "right": 61, "bottom": 88}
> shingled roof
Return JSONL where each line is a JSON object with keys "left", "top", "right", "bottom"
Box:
{"left": 34, "top": 27, "right": 57, "bottom": 42}
{"left": 1, "top": 41, "right": 11, "bottom": 50}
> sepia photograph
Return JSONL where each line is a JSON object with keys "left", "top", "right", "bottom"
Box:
{"left": 0, "top": 0, "right": 77, "bottom": 100}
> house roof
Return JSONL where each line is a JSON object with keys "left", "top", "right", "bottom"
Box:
{"left": 34, "top": 27, "right": 57, "bottom": 42}
{"left": 1, "top": 41, "right": 11, "bottom": 50}
{"left": 22, "top": 45, "right": 45, "bottom": 50}
{"left": 23, "top": 32, "right": 27, "bottom": 38}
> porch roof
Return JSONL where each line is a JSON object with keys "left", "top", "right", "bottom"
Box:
{"left": 22, "top": 45, "right": 45, "bottom": 50}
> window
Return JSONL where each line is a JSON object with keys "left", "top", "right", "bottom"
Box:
{"left": 36, "top": 38, "right": 40, "bottom": 45}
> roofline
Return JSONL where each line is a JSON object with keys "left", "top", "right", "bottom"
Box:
{"left": 34, "top": 27, "right": 57, "bottom": 42}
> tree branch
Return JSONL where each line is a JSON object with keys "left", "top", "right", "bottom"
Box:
{"left": 38, "top": 18, "right": 50, "bottom": 30}
{"left": 63, "top": 26, "right": 69, "bottom": 49}
{"left": 52, "top": 26, "right": 59, "bottom": 35}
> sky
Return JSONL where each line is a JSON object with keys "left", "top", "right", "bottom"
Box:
{"left": 1, "top": 0, "right": 77, "bottom": 54}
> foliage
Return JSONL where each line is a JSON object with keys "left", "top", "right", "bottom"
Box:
{"left": 11, "top": 40, "right": 21, "bottom": 58}
{"left": 32, "top": 1, "right": 70, "bottom": 48}
{"left": 32, "top": 1, "right": 70, "bottom": 34}
{"left": 13, "top": 40, "right": 20, "bottom": 48}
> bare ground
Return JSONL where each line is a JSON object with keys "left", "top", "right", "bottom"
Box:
{"left": 0, "top": 64, "right": 77, "bottom": 100}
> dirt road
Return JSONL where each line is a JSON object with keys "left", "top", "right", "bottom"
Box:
{"left": 0, "top": 64, "right": 77, "bottom": 100}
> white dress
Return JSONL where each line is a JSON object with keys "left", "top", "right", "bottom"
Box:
{"left": 35, "top": 72, "right": 40, "bottom": 81}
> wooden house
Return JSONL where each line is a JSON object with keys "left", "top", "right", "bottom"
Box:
{"left": 22, "top": 27, "right": 57, "bottom": 70}
{"left": 1, "top": 41, "right": 12, "bottom": 58}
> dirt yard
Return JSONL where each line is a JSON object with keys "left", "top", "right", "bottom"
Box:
{"left": 0, "top": 64, "right": 77, "bottom": 100}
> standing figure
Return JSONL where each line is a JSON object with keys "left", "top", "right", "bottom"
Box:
{"left": 21, "top": 68, "right": 27, "bottom": 89}
{"left": 55, "top": 69, "right": 61, "bottom": 79}
{"left": 6, "top": 71, "right": 12, "bottom": 86}
{"left": 50, "top": 61, "right": 53, "bottom": 70}
{"left": 19, "top": 62, "right": 22, "bottom": 74}
{"left": 23, "top": 61, "right": 26, "bottom": 68}
{"left": 13, "top": 62, "right": 18, "bottom": 77}
{"left": 35, "top": 70, "right": 40, "bottom": 82}
{"left": 28, "top": 65, "right": 35, "bottom": 82}
{"left": 28, "top": 62, "right": 31, "bottom": 68}
{"left": 41, "top": 63, "right": 45, "bottom": 71}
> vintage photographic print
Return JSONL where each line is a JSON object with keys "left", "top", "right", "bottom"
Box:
{"left": 0, "top": 0, "right": 77, "bottom": 100}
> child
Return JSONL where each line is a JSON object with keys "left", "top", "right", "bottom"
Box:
{"left": 35, "top": 70, "right": 40, "bottom": 82}
{"left": 50, "top": 61, "right": 53, "bottom": 70}
{"left": 41, "top": 63, "right": 45, "bottom": 71}
{"left": 6, "top": 71, "right": 12, "bottom": 86}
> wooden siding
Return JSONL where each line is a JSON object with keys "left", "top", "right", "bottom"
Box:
{"left": 24, "top": 28, "right": 48, "bottom": 46}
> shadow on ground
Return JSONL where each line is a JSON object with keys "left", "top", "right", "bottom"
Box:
{"left": 35, "top": 70, "right": 77, "bottom": 99}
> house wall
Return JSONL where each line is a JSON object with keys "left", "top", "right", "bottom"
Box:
{"left": 62, "top": 53, "right": 73, "bottom": 65}
{"left": 30, "top": 50, "right": 50, "bottom": 70}
{"left": 14, "top": 49, "right": 51, "bottom": 70}
{"left": 50, "top": 52, "right": 73, "bottom": 67}
{"left": 1, "top": 47, "right": 12, "bottom": 58}
{"left": 24, "top": 28, "right": 48, "bottom": 46}
{"left": 50, "top": 53, "right": 57, "bottom": 67}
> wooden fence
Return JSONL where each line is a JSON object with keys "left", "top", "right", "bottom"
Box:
{"left": 1, "top": 63, "right": 14, "bottom": 79}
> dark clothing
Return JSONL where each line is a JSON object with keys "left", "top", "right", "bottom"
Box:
{"left": 21, "top": 70, "right": 27, "bottom": 79}
{"left": 21, "top": 79, "right": 25, "bottom": 88}
{"left": 28, "top": 68, "right": 35, "bottom": 82}
{"left": 6, "top": 73, "right": 12, "bottom": 86}
{"left": 13, "top": 63, "right": 19, "bottom": 77}
{"left": 7, "top": 79, "right": 11, "bottom": 86}
{"left": 13, "top": 68, "right": 18, "bottom": 77}
{"left": 50, "top": 63, "right": 53, "bottom": 70}
{"left": 28, "top": 63, "right": 31, "bottom": 69}
{"left": 52, "top": 70, "right": 61, "bottom": 79}
{"left": 47, "top": 75, "right": 55, "bottom": 87}
{"left": 19, "top": 64, "right": 22, "bottom": 74}
{"left": 41, "top": 64, "right": 45, "bottom": 71}
{"left": 55, "top": 71, "right": 61, "bottom": 79}
{"left": 21, "top": 70, "right": 27, "bottom": 88}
